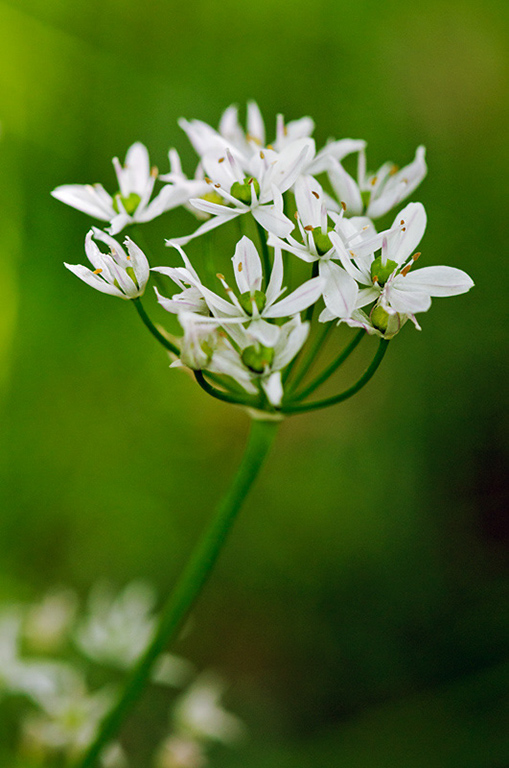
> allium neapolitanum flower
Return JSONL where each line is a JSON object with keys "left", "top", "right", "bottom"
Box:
{"left": 55, "top": 102, "right": 474, "bottom": 416}
{"left": 328, "top": 144, "right": 427, "bottom": 219}
{"left": 326, "top": 202, "right": 474, "bottom": 336}
{"left": 52, "top": 142, "right": 190, "bottom": 235}
{"left": 65, "top": 228, "right": 149, "bottom": 299}
{"left": 155, "top": 236, "right": 323, "bottom": 346}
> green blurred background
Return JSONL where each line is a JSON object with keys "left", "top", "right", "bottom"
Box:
{"left": 0, "top": 0, "right": 508, "bottom": 764}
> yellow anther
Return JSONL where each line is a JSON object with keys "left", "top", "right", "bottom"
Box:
{"left": 341, "top": 201, "right": 347, "bottom": 211}
{"left": 304, "top": 225, "right": 314, "bottom": 232}
{"left": 266, "top": 144, "right": 274, "bottom": 150}
{"left": 93, "top": 268, "right": 103, "bottom": 274}
{"left": 412, "top": 252, "right": 421, "bottom": 261}
{"left": 260, "top": 151, "right": 265, "bottom": 159}
{"left": 238, "top": 263, "right": 243, "bottom": 272}
{"left": 216, "top": 273, "right": 225, "bottom": 280}
{"left": 371, "top": 176, "right": 378, "bottom": 186}
{"left": 312, "top": 191, "right": 320, "bottom": 199}
{"left": 400, "top": 264, "right": 412, "bottom": 277}
{"left": 151, "top": 166, "right": 158, "bottom": 177}
{"left": 218, "top": 157, "right": 225, "bottom": 163}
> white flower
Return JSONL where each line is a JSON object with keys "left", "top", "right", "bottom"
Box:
{"left": 210, "top": 316, "right": 311, "bottom": 406}
{"left": 24, "top": 589, "right": 77, "bottom": 653}
{"left": 74, "top": 581, "right": 193, "bottom": 686}
{"left": 156, "top": 237, "right": 323, "bottom": 348}
{"left": 172, "top": 672, "right": 245, "bottom": 745}
{"left": 154, "top": 736, "right": 207, "bottom": 768}
{"left": 328, "top": 145, "right": 427, "bottom": 219}
{"left": 170, "top": 140, "right": 314, "bottom": 245}
{"left": 0, "top": 609, "right": 79, "bottom": 706}
{"left": 329, "top": 202, "right": 474, "bottom": 333}
{"left": 158, "top": 148, "right": 211, "bottom": 219}
{"left": 52, "top": 142, "right": 184, "bottom": 235}
{"left": 65, "top": 228, "right": 149, "bottom": 299}
{"left": 21, "top": 671, "right": 115, "bottom": 757}
{"left": 269, "top": 175, "right": 360, "bottom": 320}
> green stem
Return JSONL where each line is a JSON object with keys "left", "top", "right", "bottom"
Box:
{"left": 76, "top": 419, "right": 279, "bottom": 768}
{"left": 255, "top": 220, "right": 271, "bottom": 282}
{"left": 133, "top": 298, "right": 180, "bottom": 356}
{"left": 291, "top": 329, "right": 365, "bottom": 402}
{"left": 194, "top": 370, "right": 262, "bottom": 408}
{"left": 287, "top": 322, "right": 334, "bottom": 393}
{"left": 281, "top": 339, "right": 389, "bottom": 413}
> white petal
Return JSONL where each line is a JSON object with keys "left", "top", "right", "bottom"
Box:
{"left": 294, "top": 175, "right": 324, "bottom": 228}
{"left": 247, "top": 101, "right": 265, "bottom": 146}
{"left": 386, "top": 202, "right": 427, "bottom": 266}
{"left": 252, "top": 204, "right": 293, "bottom": 238}
{"left": 307, "top": 138, "right": 366, "bottom": 175}
{"left": 261, "top": 372, "right": 284, "bottom": 406}
{"left": 327, "top": 159, "right": 363, "bottom": 215}
{"left": 394, "top": 266, "right": 474, "bottom": 297}
{"left": 272, "top": 319, "right": 309, "bottom": 369}
{"left": 169, "top": 212, "right": 238, "bottom": 246}
{"left": 265, "top": 246, "right": 284, "bottom": 306}
{"left": 64, "top": 263, "right": 125, "bottom": 298}
{"left": 124, "top": 237, "right": 150, "bottom": 290}
{"left": 319, "top": 260, "right": 358, "bottom": 318}
{"left": 231, "top": 237, "right": 262, "bottom": 293}
{"left": 248, "top": 318, "right": 281, "bottom": 347}
{"left": 51, "top": 184, "right": 114, "bottom": 220}
{"left": 264, "top": 276, "right": 324, "bottom": 318}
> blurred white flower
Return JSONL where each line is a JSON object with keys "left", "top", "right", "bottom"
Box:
{"left": 154, "top": 736, "right": 207, "bottom": 768}
{"left": 74, "top": 581, "right": 193, "bottom": 686}
{"left": 52, "top": 142, "right": 185, "bottom": 235}
{"left": 65, "top": 228, "right": 149, "bottom": 299}
{"left": 21, "top": 671, "right": 115, "bottom": 758}
{"left": 23, "top": 589, "right": 77, "bottom": 653}
{"left": 172, "top": 672, "right": 245, "bottom": 745}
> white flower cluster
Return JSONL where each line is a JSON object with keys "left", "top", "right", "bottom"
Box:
{"left": 0, "top": 584, "right": 243, "bottom": 767}
{"left": 54, "top": 103, "right": 474, "bottom": 411}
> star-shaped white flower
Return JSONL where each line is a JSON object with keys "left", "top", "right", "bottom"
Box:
{"left": 155, "top": 236, "right": 324, "bottom": 347}
{"left": 65, "top": 228, "right": 149, "bottom": 299}
{"left": 52, "top": 142, "right": 186, "bottom": 235}
{"left": 328, "top": 145, "right": 427, "bottom": 219}
{"left": 328, "top": 202, "right": 474, "bottom": 333}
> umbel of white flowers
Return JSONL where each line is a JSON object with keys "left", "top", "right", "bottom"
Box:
{"left": 56, "top": 102, "right": 474, "bottom": 414}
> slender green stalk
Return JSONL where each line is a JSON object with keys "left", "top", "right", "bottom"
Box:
{"left": 255, "top": 220, "right": 271, "bottom": 281}
{"left": 133, "top": 298, "right": 179, "bottom": 356}
{"left": 76, "top": 419, "right": 279, "bottom": 768}
{"left": 286, "top": 322, "right": 334, "bottom": 393}
{"left": 281, "top": 339, "right": 389, "bottom": 413}
{"left": 194, "top": 370, "right": 262, "bottom": 408}
{"left": 291, "top": 329, "right": 366, "bottom": 402}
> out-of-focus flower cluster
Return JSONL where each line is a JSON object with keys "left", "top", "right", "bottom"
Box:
{"left": 1, "top": 583, "right": 243, "bottom": 767}
{"left": 54, "top": 103, "right": 473, "bottom": 413}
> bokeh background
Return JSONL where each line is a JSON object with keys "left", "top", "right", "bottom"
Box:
{"left": 0, "top": 0, "right": 508, "bottom": 765}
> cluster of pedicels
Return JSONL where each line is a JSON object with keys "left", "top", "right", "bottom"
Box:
{"left": 53, "top": 103, "right": 474, "bottom": 414}
{"left": 0, "top": 583, "right": 243, "bottom": 767}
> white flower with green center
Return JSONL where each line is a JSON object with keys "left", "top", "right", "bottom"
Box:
{"left": 52, "top": 142, "right": 188, "bottom": 235}
{"left": 155, "top": 236, "right": 323, "bottom": 347}
{"left": 65, "top": 228, "right": 149, "bottom": 299}
{"left": 209, "top": 316, "right": 311, "bottom": 406}
{"left": 170, "top": 140, "right": 314, "bottom": 245}
{"left": 328, "top": 145, "right": 427, "bottom": 219}
{"left": 328, "top": 202, "right": 474, "bottom": 333}
{"left": 269, "top": 175, "right": 361, "bottom": 320}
